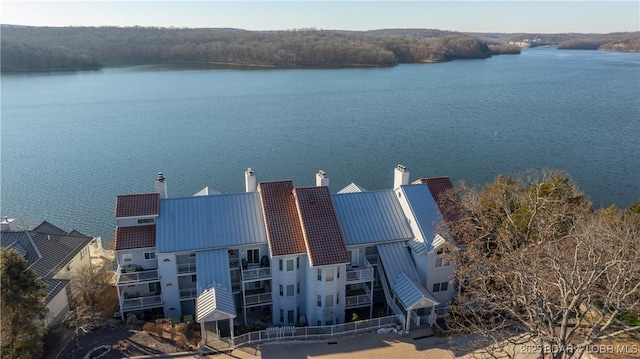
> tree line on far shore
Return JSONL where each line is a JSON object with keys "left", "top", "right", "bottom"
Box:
{"left": 1, "top": 25, "right": 515, "bottom": 71}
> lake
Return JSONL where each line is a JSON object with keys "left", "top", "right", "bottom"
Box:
{"left": 2, "top": 48, "right": 639, "bottom": 243}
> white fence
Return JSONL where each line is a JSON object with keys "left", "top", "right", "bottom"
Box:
{"left": 232, "top": 315, "right": 399, "bottom": 348}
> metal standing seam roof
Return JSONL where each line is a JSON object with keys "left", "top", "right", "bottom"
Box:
{"left": 377, "top": 242, "right": 437, "bottom": 309}
{"left": 195, "top": 249, "right": 236, "bottom": 321}
{"left": 114, "top": 225, "right": 156, "bottom": 250}
{"left": 115, "top": 193, "right": 160, "bottom": 218}
{"left": 258, "top": 181, "right": 307, "bottom": 256}
{"left": 399, "top": 184, "right": 444, "bottom": 254}
{"left": 293, "top": 186, "right": 350, "bottom": 267}
{"left": 155, "top": 192, "right": 267, "bottom": 253}
{"left": 337, "top": 183, "right": 367, "bottom": 194}
{"left": 332, "top": 190, "right": 414, "bottom": 246}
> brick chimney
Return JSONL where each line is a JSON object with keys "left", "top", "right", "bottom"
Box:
{"left": 155, "top": 172, "right": 167, "bottom": 199}
{"left": 393, "top": 165, "right": 409, "bottom": 189}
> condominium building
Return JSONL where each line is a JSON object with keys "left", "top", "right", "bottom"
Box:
{"left": 113, "top": 166, "right": 462, "bottom": 342}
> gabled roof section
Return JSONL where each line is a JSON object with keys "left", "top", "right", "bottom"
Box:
{"left": 155, "top": 192, "right": 267, "bottom": 253}
{"left": 114, "top": 226, "right": 156, "bottom": 250}
{"left": 337, "top": 183, "right": 367, "bottom": 194}
{"left": 333, "top": 190, "right": 413, "bottom": 246}
{"left": 258, "top": 181, "right": 306, "bottom": 256}
{"left": 29, "top": 228, "right": 93, "bottom": 278}
{"left": 43, "top": 278, "right": 70, "bottom": 304}
{"left": 293, "top": 186, "right": 349, "bottom": 267}
{"left": 196, "top": 249, "right": 236, "bottom": 322}
{"left": 399, "top": 184, "right": 443, "bottom": 251}
{"left": 0, "top": 231, "right": 39, "bottom": 266}
{"left": 115, "top": 193, "right": 160, "bottom": 218}
{"left": 392, "top": 272, "right": 439, "bottom": 309}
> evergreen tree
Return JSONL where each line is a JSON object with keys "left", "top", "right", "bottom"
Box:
{"left": 1, "top": 248, "right": 48, "bottom": 359}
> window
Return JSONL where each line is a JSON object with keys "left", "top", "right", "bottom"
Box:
{"left": 286, "top": 259, "right": 294, "bottom": 271}
{"left": 148, "top": 282, "right": 159, "bottom": 293}
{"left": 326, "top": 268, "right": 334, "bottom": 282}
{"left": 144, "top": 252, "right": 156, "bottom": 260}
{"left": 317, "top": 295, "right": 322, "bottom": 307}
{"left": 279, "top": 259, "right": 283, "bottom": 271}
{"left": 279, "top": 285, "right": 284, "bottom": 296}
{"left": 138, "top": 218, "right": 154, "bottom": 224}
{"left": 297, "top": 281, "right": 300, "bottom": 294}
{"left": 287, "top": 284, "right": 294, "bottom": 297}
{"left": 326, "top": 294, "right": 333, "bottom": 307}
{"left": 337, "top": 267, "right": 340, "bottom": 279}
{"left": 191, "top": 275, "right": 196, "bottom": 282}
{"left": 296, "top": 257, "right": 300, "bottom": 269}
{"left": 123, "top": 254, "right": 133, "bottom": 263}
{"left": 80, "top": 247, "right": 86, "bottom": 259}
{"left": 336, "top": 292, "right": 340, "bottom": 305}
{"left": 280, "top": 309, "right": 284, "bottom": 324}
{"left": 67, "top": 260, "right": 74, "bottom": 271}
{"left": 288, "top": 310, "right": 294, "bottom": 324}
{"left": 317, "top": 268, "right": 322, "bottom": 281}
{"left": 433, "top": 282, "right": 449, "bottom": 292}
{"left": 247, "top": 249, "right": 259, "bottom": 264}
{"left": 435, "top": 248, "right": 450, "bottom": 267}
{"left": 435, "top": 257, "right": 443, "bottom": 267}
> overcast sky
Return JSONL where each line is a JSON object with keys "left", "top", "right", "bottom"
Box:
{"left": 1, "top": 1, "right": 638, "bottom": 34}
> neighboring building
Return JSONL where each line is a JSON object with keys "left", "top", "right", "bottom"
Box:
{"left": 0, "top": 218, "right": 93, "bottom": 327}
{"left": 113, "top": 166, "right": 461, "bottom": 341}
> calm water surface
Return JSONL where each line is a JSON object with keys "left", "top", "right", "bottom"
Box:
{"left": 2, "top": 48, "right": 639, "bottom": 242}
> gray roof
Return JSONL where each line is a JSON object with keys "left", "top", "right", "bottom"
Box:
{"left": 399, "top": 185, "right": 443, "bottom": 253}
{"left": 377, "top": 242, "right": 436, "bottom": 310}
{"left": 333, "top": 190, "right": 413, "bottom": 246}
{"left": 155, "top": 192, "right": 268, "bottom": 253}
{"left": 0, "top": 221, "right": 92, "bottom": 303}
{"left": 195, "top": 249, "right": 236, "bottom": 321}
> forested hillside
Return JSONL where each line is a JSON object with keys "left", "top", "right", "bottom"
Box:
{"left": 1, "top": 25, "right": 499, "bottom": 71}
{"left": 557, "top": 32, "right": 640, "bottom": 51}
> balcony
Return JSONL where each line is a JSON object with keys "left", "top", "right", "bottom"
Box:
{"left": 242, "top": 266, "right": 271, "bottom": 281}
{"left": 180, "top": 287, "right": 197, "bottom": 300}
{"left": 346, "top": 285, "right": 372, "bottom": 308}
{"left": 346, "top": 257, "right": 374, "bottom": 283}
{"left": 177, "top": 261, "right": 196, "bottom": 275}
{"left": 121, "top": 294, "right": 163, "bottom": 311}
{"left": 116, "top": 265, "right": 160, "bottom": 285}
{"left": 244, "top": 292, "right": 272, "bottom": 306}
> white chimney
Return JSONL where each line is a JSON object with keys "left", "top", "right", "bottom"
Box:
{"left": 245, "top": 168, "right": 257, "bottom": 192}
{"left": 155, "top": 172, "right": 167, "bottom": 199}
{"left": 1, "top": 217, "right": 16, "bottom": 232}
{"left": 316, "top": 170, "right": 329, "bottom": 187}
{"left": 393, "top": 164, "right": 410, "bottom": 189}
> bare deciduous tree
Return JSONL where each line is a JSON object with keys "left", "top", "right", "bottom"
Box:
{"left": 446, "top": 170, "right": 640, "bottom": 359}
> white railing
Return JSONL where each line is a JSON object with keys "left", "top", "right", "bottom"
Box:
{"left": 122, "top": 294, "right": 162, "bottom": 310}
{"left": 116, "top": 266, "right": 159, "bottom": 285}
{"left": 346, "top": 257, "right": 374, "bottom": 283}
{"left": 231, "top": 315, "right": 398, "bottom": 348}
{"left": 244, "top": 292, "right": 272, "bottom": 305}
{"left": 378, "top": 263, "right": 406, "bottom": 326}
{"left": 177, "top": 262, "right": 197, "bottom": 274}
{"left": 435, "top": 306, "right": 450, "bottom": 317}
{"left": 346, "top": 294, "right": 371, "bottom": 308}
{"left": 180, "top": 287, "right": 197, "bottom": 300}
{"left": 410, "top": 309, "right": 420, "bottom": 326}
{"left": 242, "top": 267, "right": 271, "bottom": 281}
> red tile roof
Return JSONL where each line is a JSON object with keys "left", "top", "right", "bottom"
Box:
{"left": 258, "top": 181, "right": 306, "bottom": 256}
{"left": 293, "top": 186, "right": 349, "bottom": 267}
{"left": 115, "top": 193, "right": 160, "bottom": 218}
{"left": 114, "top": 225, "right": 156, "bottom": 250}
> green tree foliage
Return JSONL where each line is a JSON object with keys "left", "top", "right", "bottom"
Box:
{"left": 1, "top": 248, "right": 48, "bottom": 359}
{"left": 447, "top": 170, "right": 640, "bottom": 359}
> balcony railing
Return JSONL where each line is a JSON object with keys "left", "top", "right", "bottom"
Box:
{"left": 346, "top": 257, "right": 374, "bottom": 283}
{"left": 180, "top": 287, "right": 197, "bottom": 300}
{"left": 121, "top": 294, "right": 163, "bottom": 310}
{"left": 177, "top": 262, "right": 196, "bottom": 274}
{"left": 345, "top": 294, "right": 371, "bottom": 308}
{"left": 242, "top": 267, "right": 271, "bottom": 281}
{"left": 116, "top": 265, "right": 160, "bottom": 285}
{"left": 244, "top": 292, "right": 272, "bottom": 306}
